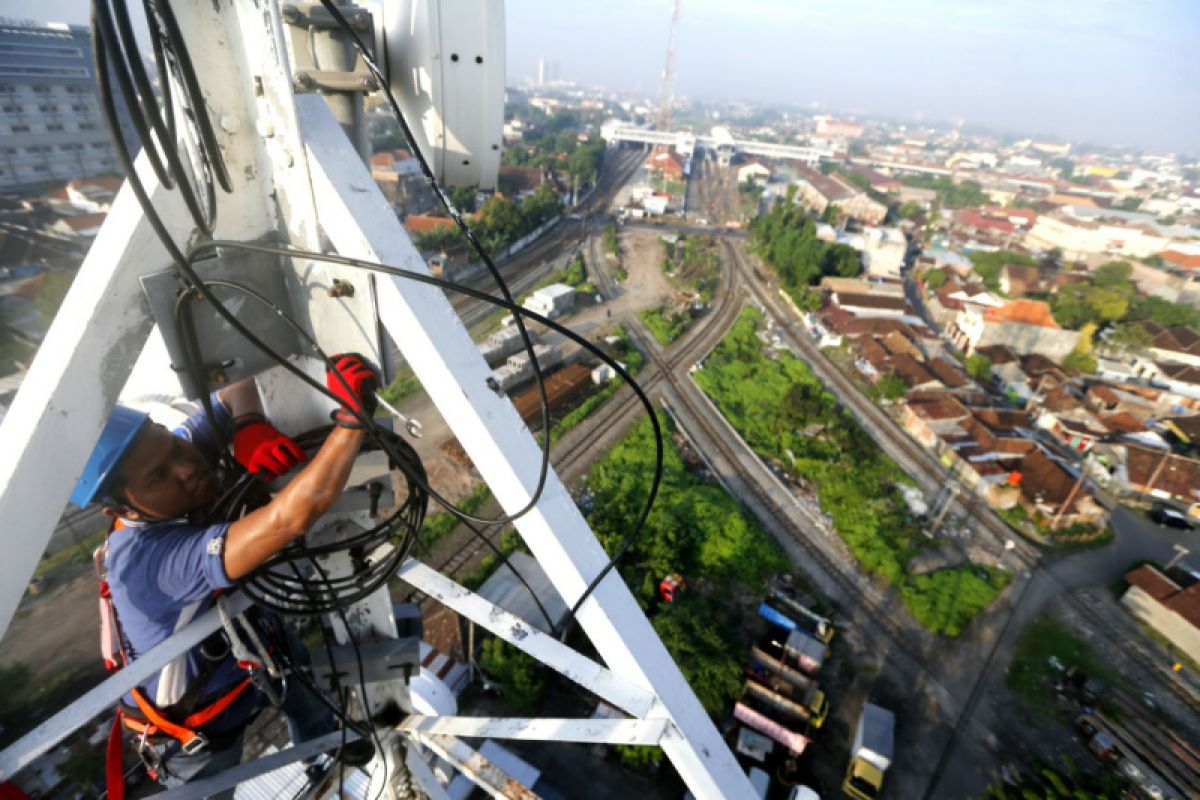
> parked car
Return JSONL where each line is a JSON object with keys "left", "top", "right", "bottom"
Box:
{"left": 1149, "top": 505, "right": 1194, "bottom": 530}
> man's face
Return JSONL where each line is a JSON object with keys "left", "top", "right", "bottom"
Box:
{"left": 106, "top": 424, "right": 217, "bottom": 521}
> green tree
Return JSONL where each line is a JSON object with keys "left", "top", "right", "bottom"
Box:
{"left": 965, "top": 353, "right": 992, "bottom": 382}
{"left": 651, "top": 598, "right": 743, "bottom": 715}
{"left": 897, "top": 201, "right": 923, "bottom": 220}
{"left": 448, "top": 186, "right": 477, "bottom": 213}
{"left": 822, "top": 244, "right": 861, "bottom": 277}
{"left": 875, "top": 374, "right": 906, "bottom": 401}
{"left": 1063, "top": 322, "right": 1098, "bottom": 374}
{"left": 923, "top": 268, "right": 948, "bottom": 290}
{"left": 520, "top": 184, "right": 563, "bottom": 229}
{"left": 1126, "top": 296, "right": 1200, "bottom": 328}
{"left": 603, "top": 223, "right": 620, "bottom": 255}
{"left": 969, "top": 250, "right": 1035, "bottom": 292}
{"left": 1109, "top": 321, "right": 1154, "bottom": 351}
{"left": 1093, "top": 260, "right": 1132, "bottom": 288}
{"left": 568, "top": 137, "right": 605, "bottom": 185}
{"left": 1083, "top": 285, "right": 1129, "bottom": 323}
{"left": 475, "top": 195, "right": 524, "bottom": 251}
{"left": 412, "top": 225, "right": 462, "bottom": 253}
{"left": 478, "top": 638, "right": 547, "bottom": 714}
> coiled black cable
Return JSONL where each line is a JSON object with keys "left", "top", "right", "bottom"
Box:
{"left": 91, "top": 0, "right": 663, "bottom": 645}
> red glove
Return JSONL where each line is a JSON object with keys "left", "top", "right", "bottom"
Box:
{"left": 232, "top": 416, "right": 307, "bottom": 479}
{"left": 327, "top": 353, "right": 381, "bottom": 427}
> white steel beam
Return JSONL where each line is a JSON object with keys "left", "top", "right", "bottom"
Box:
{"left": 0, "top": 168, "right": 179, "bottom": 635}
{"left": 300, "top": 97, "right": 754, "bottom": 799}
{"left": 154, "top": 728, "right": 358, "bottom": 800}
{"left": 408, "top": 735, "right": 538, "bottom": 800}
{"left": 396, "top": 559, "right": 654, "bottom": 719}
{"left": 404, "top": 745, "right": 454, "bottom": 800}
{"left": 0, "top": 592, "right": 252, "bottom": 779}
{"left": 400, "top": 716, "right": 668, "bottom": 746}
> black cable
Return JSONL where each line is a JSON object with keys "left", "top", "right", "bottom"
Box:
{"left": 317, "top": 0, "right": 554, "bottom": 527}
{"left": 308, "top": 557, "right": 388, "bottom": 800}
{"left": 175, "top": 275, "right": 557, "bottom": 629}
{"left": 93, "top": 0, "right": 660, "bottom": 644}
{"left": 188, "top": 239, "right": 662, "bottom": 639}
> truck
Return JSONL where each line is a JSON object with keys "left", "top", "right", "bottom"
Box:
{"left": 759, "top": 624, "right": 829, "bottom": 676}
{"left": 741, "top": 678, "right": 824, "bottom": 735}
{"left": 843, "top": 703, "right": 895, "bottom": 800}
{"left": 748, "top": 646, "right": 829, "bottom": 726}
{"left": 767, "top": 588, "right": 834, "bottom": 643}
{"left": 759, "top": 599, "right": 835, "bottom": 649}
{"left": 733, "top": 682, "right": 812, "bottom": 756}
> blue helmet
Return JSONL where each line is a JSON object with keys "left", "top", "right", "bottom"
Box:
{"left": 70, "top": 405, "right": 150, "bottom": 507}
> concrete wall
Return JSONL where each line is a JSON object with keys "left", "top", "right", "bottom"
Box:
{"left": 1121, "top": 586, "right": 1200, "bottom": 663}
{"left": 973, "top": 322, "right": 1081, "bottom": 361}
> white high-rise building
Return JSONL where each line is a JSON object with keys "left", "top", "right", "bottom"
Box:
{"left": 0, "top": 19, "right": 137, "bottom": 193}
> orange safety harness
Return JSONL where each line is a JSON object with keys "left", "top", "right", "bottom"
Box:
{"left": 99, "top": 518, "right": 262, "bottom": 800}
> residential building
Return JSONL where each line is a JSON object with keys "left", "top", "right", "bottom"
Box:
{"left": 522, "top": 283, "right": 575, "bottom": 320}
{"left": 0, "top": 20, "right": 135, "bottom": 193}
{"left": 1025, "top": 206, "right": 1197, "bottom": 260}
{"left": 1096, "top": 443, "right": 1200, "bottom": 514}
{"left": 1135, "top": 322, "right": 1200, "bottom": 368}
{"left": 736, "top": 161, "right": 770, "bottom": 186}
{"left": 948, "top": 299, "right": 1081, "bottom": 361}
{"left": 645, "top": 149, "right": 685, "bottom": 181}
{"left": 793, "top": 166, "right": 887, "bottom": 226}
{"left": 1121, "top": 565, "right": 1200, "bottom": 662}
{"left": 1014, "top": 448, "right": 1107, "bottom": 530}
{"left": 817, "top": 225, "right": 907, "bottom": 279}
{"left": 813, "top": 116, "right": 863, "bottom": 139}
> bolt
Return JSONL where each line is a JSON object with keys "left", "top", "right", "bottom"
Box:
{"left": 281, "top": 5, "right": 300, "bottom": 23}
{"left": 351, "top": 11, "right": 370, "bottom": 30}
{"left": 212, "top": 369, "right": 228, "bottom": 384}
{"left": 328, "top": 278, "right": 355, "bottom": 298}
{"left": 361, "top": 76, "right": 378, "bottom": 91}
{"left": 219, "top": 114, "right": 241, "bottom": 134}
{"left": 294, "top": 72, "right": 313, "bottom": 91}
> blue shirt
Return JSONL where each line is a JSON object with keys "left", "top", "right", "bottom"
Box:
{"left": 105, "top": 397, "right": 245, "bottom": 708}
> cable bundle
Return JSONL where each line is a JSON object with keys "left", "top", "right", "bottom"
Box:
{"left": 90, "top": 0, "right": 664, "bottom": 648}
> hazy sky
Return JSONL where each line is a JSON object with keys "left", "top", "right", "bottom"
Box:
{"left": 17, "top": 0, "right": 1200, "bottom": 155}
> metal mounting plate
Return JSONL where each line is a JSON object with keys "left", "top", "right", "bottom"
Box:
{"left": 139, "top": 247, "right": 308, "bottom": 399}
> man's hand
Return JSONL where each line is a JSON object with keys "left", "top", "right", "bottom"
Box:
{"left": 327, "top": 353, "right": 381, "bottom": 428}
{"left": 233, "top": 416, "right": 307, "bottom": 479}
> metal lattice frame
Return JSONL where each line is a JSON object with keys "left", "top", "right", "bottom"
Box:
{"left": 0, "top": 1, "right": 754, "bottom": 796}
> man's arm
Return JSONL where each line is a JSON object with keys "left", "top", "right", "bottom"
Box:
{"left": 217, "top": 378, "right": 265, "bottom": 420}
{"left": 223, "top": 425, "right": 364, "bottom": 579}
{"left": 221, "top": 353, "right": 381, "bottom": 580}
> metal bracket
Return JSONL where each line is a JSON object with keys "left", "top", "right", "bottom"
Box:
{"left": 139, "top": 246, "right": 308, "bottom": 398}
{"left": 282, "top": 3, "right": 378, "bottom": 93}
{"left": 310, "top": 630, "right": 422, "bottom": 688}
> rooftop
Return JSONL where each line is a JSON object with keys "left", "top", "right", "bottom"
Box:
{"left": 983, "top": 299, "right": 1060, "bottom": 329}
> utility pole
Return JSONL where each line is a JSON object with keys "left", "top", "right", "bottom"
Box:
{"left": 1166, "top": 544, "right": 1190, "bottom": 572}
{"left": 1051, "top": 467, "right": 1088, "bottom": 530}
{"left": 654, "top": 0, "right": 683, "bottom": 134}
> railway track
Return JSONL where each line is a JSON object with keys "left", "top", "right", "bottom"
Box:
{"left": 624, "top": 290, "right": 943, "bottom": 698}
{"left": 723, "top": 241, "right": 1200, "bottom": 719}
{"left": 414, "top": 212, "right": 743, "bottom": 588}
{"left": 447, "top": 148, "right": 643, "bottom": 327}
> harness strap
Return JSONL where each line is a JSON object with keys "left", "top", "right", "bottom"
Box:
{"left": 180, "top": 677, "right": 252, "bottom": 729}
{"left": 106, "top": 712, "right": 126, "bottom": 800}
{"left": 129, "top": 688, "right": 203, "bottom": 748}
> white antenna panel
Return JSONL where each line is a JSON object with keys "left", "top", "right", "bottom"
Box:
{"left": 379, "top": 0, "right": 505, "bottom": 189}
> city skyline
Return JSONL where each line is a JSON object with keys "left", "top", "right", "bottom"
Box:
{"left": 16, "top": 0, "right": 1200, "bottom": 156}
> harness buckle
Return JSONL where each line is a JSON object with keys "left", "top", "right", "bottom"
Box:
{"left": 137, "top": 736, "right": 162, "bottom": 773}
{"left": 180, "top": 733, "right": 209, "bottom": 755}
